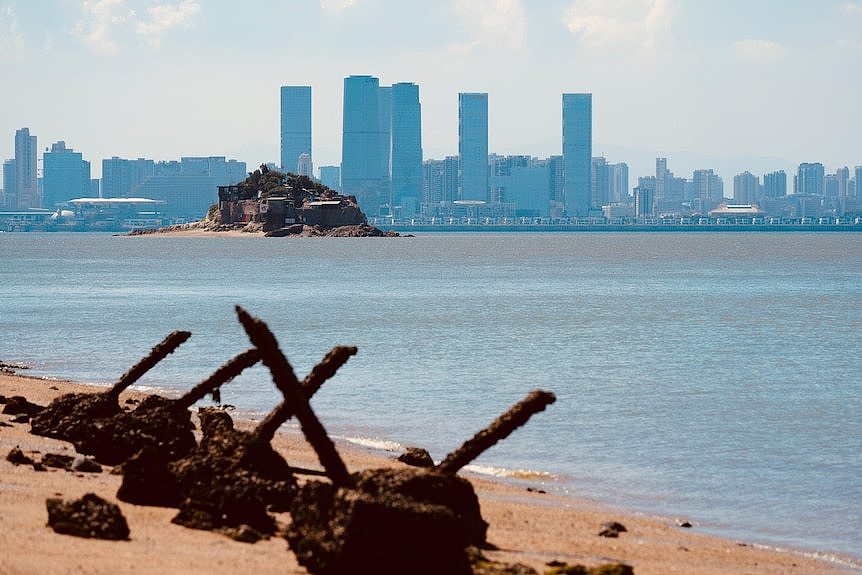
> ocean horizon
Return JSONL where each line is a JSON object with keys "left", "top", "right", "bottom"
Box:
{"left": 2, "top": 231, "right": 860, "bottom": 565}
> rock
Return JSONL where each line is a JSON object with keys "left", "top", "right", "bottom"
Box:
{"left": 70, "top": 455, "right": 103, "bottom": 473}
{"left": 1, "top": 396, "right": 44, "bottom": 416}
{"left": 220, "top": 524, "right": 265, "bottom": 544}
{"left": 41, "top": 453, "right": 75, "bottom": 470}
{"left": 286, "top": 480, "right": 472, "bottom": 575}
{"left": 469, "top": 547, "right": 538, "bottom": 574}
{"left": 677, "top": 520, "right": 692, "bottom": 528}
{"left": 397, "top": 446, "right": 434, "bottom": 468}
{"left": 599, "top": 521, "right": 627, "bottom": 537}
{"left": 10, "top": 414, "right": 30, "bottom": 424}
{"left": 46, "top": 493, "right": 130, "bottom": 540}
{"left": 116, "top": 447, "right": 182, "bottom": 507}
{"left": 7, "top": 447, "right": 35, "bottom": 465}
{"left": 30, "top": 392, "right": 122, "bottom": 442}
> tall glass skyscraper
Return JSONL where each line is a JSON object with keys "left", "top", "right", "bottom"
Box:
{"left": 342, "top": 75, "right": 385, "bottom": 213}
{"left": 562, "top": 93, "right": 592, "bottom": 217}
{"left": 458, "top": 93, "right": 488, "bottom": 202}
{"left": 14, "top": 127, "right": 38, "bottom": 208}
{"left": 390, "top": 82, "right": 423, "bottom": 209}
{"left": 280, "top": 85, "right": 312, "bottom": 175}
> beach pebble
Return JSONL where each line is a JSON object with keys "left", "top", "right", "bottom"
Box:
{"left": 677, "top": 520, "right": 693, "bottom": 528}
{"left": 599, "top": 521, "right": 627, "bottom": 538}
{"left": 7, "top": 447, "right": 35, "bottom": 465}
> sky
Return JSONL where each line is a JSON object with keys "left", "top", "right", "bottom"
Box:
{"left": 1, "top": 0, "right": 860, "bottom": 182}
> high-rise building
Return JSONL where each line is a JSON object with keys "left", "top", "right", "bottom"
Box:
{"left": 458, "top": 92, "right": 489, "bottom": 202}
{"left": 2, "top": 159, "right": 15, "bottom": 209}
{"left": 762, "top": 170, "right": 787, "bottom": 198}
{"left": 591, "top": 157, "right": 609, "bottom": 208}
{"left": 342, "top": 75, "right": 385, "bottom": 213}
{"left": 855, "top": 166, "right": 862, "bottom": 197}
{"left": 836, "top": 167, "right": 850, "bottom": 197}
{"left": 14, "top": 128, "right": 38, "bottom": 208}
{"left": 608, "top": 162, "right": 629, "bottom": 203}
{"left": 422, "top": 156, "right": 459, "bottom": 205}
{"left": 390, "top": 82, "right": 423, "bottom": 209}
{"left": 562, "top": 93, "right": 592, "bottom": 217}
{"left": 102, "top": 157, "right": 155, "bottom": 197}
{"left": 280, "top": 86, "right": 312, "bottom": 175}
{"left": 655, "top": 157, "right": 669, "bottom": 200}
{"left": 377, "top": 85, "right": 392, "bottom": 207}
{"left": 733, "top": 171, "right": 759, "bottom": 205}
{"left": 43, "top": 141, "right": 91, "bottom": 208}
{"left": 794, "top": 163, "right": 824, "bottom": 195}
{"left": 692, "top": 169, "right": 724, "bottom": 211}
{"left": 318, "top": 165, "right": 341, "bottom": 193}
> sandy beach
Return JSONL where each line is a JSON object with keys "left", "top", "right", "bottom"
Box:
{"left": 1, "top": 371, "right": 856, "bottom": 575}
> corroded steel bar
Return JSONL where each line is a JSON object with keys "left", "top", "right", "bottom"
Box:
{"left": 436, "top": 390, "right": 556, "bottom": 475}
{"left": 236, "top": 306, "right": 353, "bottom": 488}
{"left": 107, "top": 331, "right": 192, "bottom": 398}
{"left": 174, "top": 348, "right": 261, "bottom": 410}
{"left": 254, "top": 345, "right": 357, "bottom": 444}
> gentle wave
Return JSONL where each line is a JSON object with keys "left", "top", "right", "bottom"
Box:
{"left": 463, "top": 463, "right": 557, "bottom": 481}
{"left": 336, "top": 435, "right": 405, "bottom": 453}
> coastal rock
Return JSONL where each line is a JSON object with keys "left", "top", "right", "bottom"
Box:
{"left": 286, "top": 479, "right": 472, "bottom": 575}
{"left": 116, "top": 446, "right": 182, "bottom": 507}
{"left": 469, "top": 547, "right": 538, "bottom": 574}
{"left": 46, "top": 493, "right": 130, "bottom": 540}
{"left": 598, "top": 521, "right": 627, "bottom": 537}
{"left": 1, "top": 395, "right": 44, "bottom": 416}
{"left": 71, "top": 455, "right": 103, "bottom": 473}
{"left": 30, "top": 391, "right": 123, "bottom": 442}
{"left": 397, "top": 446, "right": 435, "bottom": 468}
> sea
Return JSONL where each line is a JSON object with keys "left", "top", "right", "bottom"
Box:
{"left": 1, "top": 231, "right": 860, "bottom": 567}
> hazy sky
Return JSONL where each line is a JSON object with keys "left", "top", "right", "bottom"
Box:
{"left": 1, "top": 0, "right": 860, "bottom": 181}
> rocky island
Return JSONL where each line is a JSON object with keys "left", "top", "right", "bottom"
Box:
{"left": 130, "top": 165, "right": 401, "bottom": 238}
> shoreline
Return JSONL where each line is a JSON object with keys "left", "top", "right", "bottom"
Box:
{"left": 2, "top": 371, "right": 859, "bottom": 574}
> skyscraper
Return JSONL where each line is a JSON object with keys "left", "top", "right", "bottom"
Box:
{"left": 377, "top": 85, "right": 392, "bottom": 208}
{"left": 608, "top": 162, "right": 629, "bottom": 203}
{"left": 342, "top": 75, "right": 385, "bottom": 213}
{"left": 458, "top": 92, "right": 488, "bottom": 202}
{"left": 14, "top": 128, "right": 38, "bottom": 208}
{"left": 2, "top": 159, "right": 16, "bottom": 209}
{"left": 794, "top": 163, "right": 824, "bottom": 195}
{"left": 590, "top": 156, "right": 609, "bottom": 208}
{"left": 762, "top": 170, "right": 787, "bottom": 198}
{"left": 390, "top": 82, "right": 423, "bottom": 209}
{"left": 562, "top": 93, "right": 592, "bottom": 217}
{"left": 733, "top": 171, "right": 759, "bottom": 205}
{"left": 43, "top": 141, "right": 91, "bottom": 208}
{"left": 280, "top": 86, "right": 312, "bottom": 175}
{"left": 855, "top": 166, "right": 862, "bottom": 197}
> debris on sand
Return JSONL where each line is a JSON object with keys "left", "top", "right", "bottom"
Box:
{"left": 117, "top": 342, "right": 356, "bottom": 539}
{"left": 30, "top": 331, "right": 191, "bottom": 442}
{"left": 234, "top": 305, "right": 556, "bottom": 574}
{"left": 46, "top": 493, "right": 130, "bottom": 540}
{"left": 1, "top": 395, "right": 44, "bottom": 417}
{"left": 72, "top": 348, "right": 260, "bottom": 466}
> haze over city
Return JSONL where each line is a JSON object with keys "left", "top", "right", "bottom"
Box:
{"left": 1, "top": 0, "right": 860, "bottom": 181}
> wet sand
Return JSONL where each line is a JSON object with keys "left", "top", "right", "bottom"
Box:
{"left": 1, "top": 372, "right": 857, "bottom": 574}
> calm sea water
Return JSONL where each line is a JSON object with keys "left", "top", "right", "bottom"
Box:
{"left": 1, "top": 232, "right": 860, "bottom": 564}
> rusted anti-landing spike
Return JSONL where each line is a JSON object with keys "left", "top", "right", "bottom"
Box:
{"left": 174, "top": 348, "right": 261, "bottom": 410}
{"left": 107, "top": 331, "right": 192, "bottom": 399}
{"left": 435, "top": 389, "right": 556, "bottom": 475}
{"left": 236, "top": 306, "right": 353, "bottom": 488}
{"left": 253, "top": 345, "right": 357, "bottom": 444}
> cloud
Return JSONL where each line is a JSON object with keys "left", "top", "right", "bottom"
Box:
{"left": 319, "top": 0, "right": 358, "bottom": 14}
{"left": 732, "top": 38, "right": 786, "bottom": 62}
{"left": 135, "top": 0, "right": 201, "bottom": 47}
{"left": 73, "top": 0, "right": 135, "bottom": 54}
{"left": 563, "top": 0, "right": 670, "bottom": 49}
{"left": 449, "top": 0, "right": 526, "bottom": 53}
{"left": 0, "top": 6, "right": 26, "bottom": 57}
{"left": 842, "top": 1, "right": 862, "bottom": 16}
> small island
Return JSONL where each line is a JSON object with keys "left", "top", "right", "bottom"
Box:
{"left": 130, "top": 165, "right": 401, "bottom": 238}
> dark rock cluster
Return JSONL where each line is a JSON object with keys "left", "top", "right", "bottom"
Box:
{"left": 46, "top": 493, "right": 130, "bottom": 540}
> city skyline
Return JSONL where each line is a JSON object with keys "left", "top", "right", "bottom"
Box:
{"left": 1, "top": 1, "right": 860, "bottom": 182}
